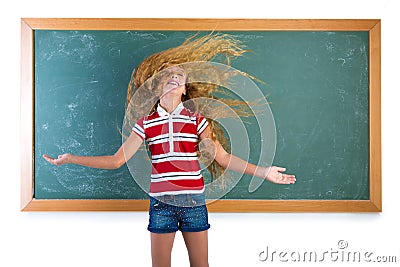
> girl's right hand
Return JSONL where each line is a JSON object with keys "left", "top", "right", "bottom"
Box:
{"left": 43, "top": 154, "right": 71, "bottom": 166}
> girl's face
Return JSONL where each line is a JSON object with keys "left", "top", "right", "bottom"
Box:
{"left": 161, "top": 66, "right": 187, "bottom": 97}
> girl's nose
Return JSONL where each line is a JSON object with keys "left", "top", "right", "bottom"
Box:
{"left": 171, "top": 74, "right": 178, "bottom": 79}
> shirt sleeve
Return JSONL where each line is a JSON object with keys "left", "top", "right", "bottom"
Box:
{"left": 196, "top": 114, "right": 209, "bottom": 135}
{"left": 132, "top": 116, "right": 146, "bottom": 140}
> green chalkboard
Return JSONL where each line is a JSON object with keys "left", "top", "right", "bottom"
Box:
{"left": 34, "top": 30, "right": 369, "bottom": 200}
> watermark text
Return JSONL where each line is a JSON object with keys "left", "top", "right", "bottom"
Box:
{"left": 259, "top": 240, "right": 397, "bottom": 264}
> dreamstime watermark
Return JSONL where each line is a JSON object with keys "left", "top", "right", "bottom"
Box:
{"left": 259, "top": 240, "right": 397, "bottom": 264}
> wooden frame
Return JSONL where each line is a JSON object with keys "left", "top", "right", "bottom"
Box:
{"left": 21, "top": 18, "right": 381, "bottom": 212}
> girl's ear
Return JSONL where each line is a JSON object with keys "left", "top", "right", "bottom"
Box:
{"left": 183, "top": 84, "right": 187, "bottom": 95}
{"left": 181, "top": 87, "right": 189, "bottom": 102}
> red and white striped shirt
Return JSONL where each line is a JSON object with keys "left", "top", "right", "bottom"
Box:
{"left": 132, "top": 102, "right": 209, "bottom": 196}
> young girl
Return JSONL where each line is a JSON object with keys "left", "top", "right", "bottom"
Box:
{"left": 43, "top": 34, "right": 295, "bottom": 267}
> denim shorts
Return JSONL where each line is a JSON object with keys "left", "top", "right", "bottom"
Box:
{"left": 148, "top": 194, "right": 210, "bottom": 233}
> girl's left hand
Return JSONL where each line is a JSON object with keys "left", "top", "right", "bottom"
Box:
{"left": 264, "top": 166, "right": 296, "bottom": 184}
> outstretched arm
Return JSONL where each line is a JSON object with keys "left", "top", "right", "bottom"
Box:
{"left": 199, "top": 127, "right": 296, "bottom": 184}
{"left": 43, "top": 132, "right": 143, "bottom": 170}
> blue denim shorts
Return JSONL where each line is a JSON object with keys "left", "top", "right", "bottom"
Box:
{"left": 148, "top": 194, "right": 210, "bottom": 233}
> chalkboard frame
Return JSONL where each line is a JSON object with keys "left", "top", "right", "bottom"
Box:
{"left": 21, "top": 18, "right": 381, "bottom": 212}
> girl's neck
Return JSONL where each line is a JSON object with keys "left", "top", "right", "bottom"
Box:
{"left": 159, "top": 96, "right": 182, "bottom": 114}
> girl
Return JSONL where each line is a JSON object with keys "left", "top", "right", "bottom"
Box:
{"left": 43, "top": 34, "right": 296, "bottom": 267}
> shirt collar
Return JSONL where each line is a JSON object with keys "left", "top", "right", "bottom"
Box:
{"left": 157, "top": 102, "right": 184, "bottom": 116}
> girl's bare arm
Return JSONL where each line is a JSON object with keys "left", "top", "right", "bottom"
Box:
{"left": 43, "top": 132, "right": 143, "bottom": 170}
{"left": 199, "top": 127, "right": 296, "bottom": 184}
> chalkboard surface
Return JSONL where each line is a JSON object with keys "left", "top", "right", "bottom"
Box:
{"left": 34, "top": 30, "right": 369, "bottom": 200}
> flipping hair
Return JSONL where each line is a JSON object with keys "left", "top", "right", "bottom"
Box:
{"left": 125, "top": 33, "right": 260, "bottom": 187}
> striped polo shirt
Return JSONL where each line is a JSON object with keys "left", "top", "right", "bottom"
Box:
{"left": 132, "top": 102, "right": 209, "bottom": 196}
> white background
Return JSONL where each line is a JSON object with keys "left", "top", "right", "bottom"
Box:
{"left": 1, "top": 0, "right": 399, "bottom": 266}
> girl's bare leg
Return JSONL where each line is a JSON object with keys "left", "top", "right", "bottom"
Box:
{"left": 182, "top": 230, "right": 209, "bottom": 267}
{"left": 151, "top": 232, "right": 176, "bottom": 267}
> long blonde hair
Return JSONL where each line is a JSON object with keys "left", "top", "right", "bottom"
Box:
{"left": 125, "top": 33, "right": 260, "bottom": 185}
